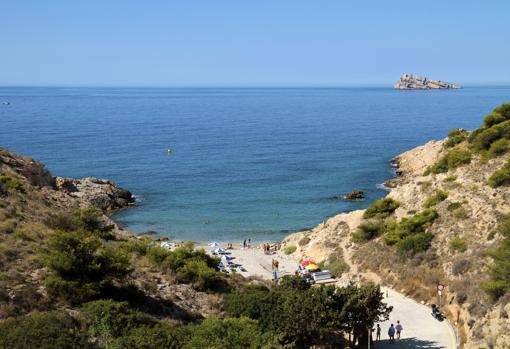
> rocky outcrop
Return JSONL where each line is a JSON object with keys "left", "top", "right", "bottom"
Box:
{"left": 344, "top": 190, "right": 365, "bottom": 200}
{"left": 0, "top": 149, "right": 55, "bottom": 187}
{"left": 394, "top": 73, "right": 460, "bottom": 90}
{"left": 0, "top": 148, "right": 134, "bottom": 212}
{"left": 55, "top": 177, "right": 135, "bottom": 211}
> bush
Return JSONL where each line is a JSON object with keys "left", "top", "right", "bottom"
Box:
{"left": 279, "top": 275, "right": 311, "bottom": 290}
{"left": 146, "top": 245, "right": 171, "bottom": 266}
{"left": 283, "top": 245, "right": 297, "bottom": 255}
{"left": 113, "top": 324, "right": 187, "bottom": 349}
{"left": 443, "top": 175, "right": 457, "bottom": 183}
{"left": 80, "top": 300, "right": 157, "bottom": 343}
{"left": 488, "top": 138, "right": 510, "bottom": 158}
{"left": 449, "top": 236, "right": 467, "bottom": 253}
{"left": 423, "top": 190, "right": 448, "bottom": 208}
{"left": 483, "top": 112, "right": 508, "bottom": 128}
{"left": 298, "top": 236, "right": 310, "bottom": 246}
{"left": 453, "top": 208, "right": 468, "bottom": 219}
{"left": 176, "top": 259, "right": 225, "bottom": 291}
{"left": 0, "top": 175, "right": 24, "bottom": 193}
{"left": 118, "top": 239, "right": 150, "bottom": 256}
{"left": 452, "top": 259, "right": 471, "bottom": 275}
{"left": 352, "top": 221, "right": 386, "bottom": 242}
{"left": 72, "top": 207, "right": 115, "bottom": 239}
{"left": 481, "top": 214, "right": 510, "bottom": 300}
{"left": 397, "top": 232, "right": 434, "bottom": 254}
{"left": 42, "top": 230, "right": 131, "bottom": 304}
{"left": 444, "top": 128, "right": 468, "bottom": 148}
{"left": 183, "top": 317, "right": 276, "bottom": 349}
{"left": 0, "top": 311, "right": 91, "bottom": 349}
{"left": 488, "top": 160, "right": 510, "bottom": 188}
{"left": 429, "top": 148, "right": 472, "bottom": 174}
{"left": 384, "top": 209, "right": 438, "bottom": 254}
{"left": 363, "top": 197, "right": 400, "bottom": 219}
{"left": 447, "top": 202, "right": 462, "bottom": 211}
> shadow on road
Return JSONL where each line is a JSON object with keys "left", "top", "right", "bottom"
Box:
{"left": 373, "top": 337, "right": 443, "bottom": 349}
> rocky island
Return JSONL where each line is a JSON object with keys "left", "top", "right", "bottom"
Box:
{"left": 394, "top": 73, "right": 461, "bottom": 90}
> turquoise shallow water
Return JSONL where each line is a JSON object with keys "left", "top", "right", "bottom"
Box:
{"left": 0, "top": 87, "right": 509, "bottom": 242}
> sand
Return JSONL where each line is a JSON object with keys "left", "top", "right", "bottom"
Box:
{"left": 198, "top": 243, "right": 299, "bottom": 280}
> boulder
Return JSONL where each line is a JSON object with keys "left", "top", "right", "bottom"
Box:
{"left": 344, "top": 191, "right": 365, "bottom": 200}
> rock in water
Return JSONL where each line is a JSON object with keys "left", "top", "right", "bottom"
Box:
{"left": 394, "top": 73, "right": 460, "bottom": 90}
{"left": 344, "top": 191, "right": 365, "bottom": 200}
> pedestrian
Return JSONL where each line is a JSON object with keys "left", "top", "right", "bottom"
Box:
{"left": 376, "top": 324, "right": 381, "bottom": 341}
{"left": 388, "top": 324, "right": 395, "bottom": 342}
{"left": 274, "top": 259, "right": 279, "bottom": 272}
{"left": 248, "top": 238, "right": 251, "bottom": 248}
{"left": 395, "top": 320, "right": 403, "bottom": 339}
{"left": 243, "top": 240, "right": 246, "bottom": 249}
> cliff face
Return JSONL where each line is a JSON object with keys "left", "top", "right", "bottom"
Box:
{"left": 283, "top": 138, "right": 510, "bottom": 348}
{"left": 394, "top": 73, "right": 460, "bottom": 90}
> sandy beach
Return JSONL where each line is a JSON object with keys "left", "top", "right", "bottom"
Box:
{"left": 197, "top": 243, "right": 300, "bottom": 281}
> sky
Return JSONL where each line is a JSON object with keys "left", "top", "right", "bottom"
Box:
{"left": 1, "top": 1, "right": 509, "bottom": 87}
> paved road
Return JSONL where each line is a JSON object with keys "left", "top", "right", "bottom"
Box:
{"left": 373, "top": 287, "right": 456, "bottom": 349}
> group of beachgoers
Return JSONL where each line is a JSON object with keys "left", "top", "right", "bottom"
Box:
{"left": 242, "top": 239, "right": 251, "bottom": 249}
{"left": 375, "top": 321, "right": 404, "bottom": 343}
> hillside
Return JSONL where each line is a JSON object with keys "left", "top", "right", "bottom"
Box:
{"left": 283, "top": 104, "right": 510, "bottom": 348}
{"left": 0, "top": 148, "right": 393, "bottom": 348}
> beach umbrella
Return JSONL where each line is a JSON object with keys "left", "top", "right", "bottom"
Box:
{"left": 208, "top": 242, "right": 219, "bottom": 247}
{"left": 213, "top": 248, "right": 226, "bottom": 254}
{"left": 300, "top": 260, "right": 316, "bottom": 267}
{"left": 305, "top": 264, "right": 319, "bottom": 271}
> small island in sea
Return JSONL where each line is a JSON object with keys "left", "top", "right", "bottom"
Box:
{"left": 394, "top": 73, "right": 461, "bottom": 90}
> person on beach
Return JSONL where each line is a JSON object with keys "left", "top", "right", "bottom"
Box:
{"left": 388, "top": 324, "right": 395, "bottom": 342}
{"left": 274, "top": 259, "right": 279, "bottom": 272}
{"left": 376, "top": 324, "right": 381, "bottom": 341}
{"left": 395, "top": 320, "right": 403, "bottom": 339}
{"left": 248, "top": 238, "right": 251, "bottom": 248}
{"left": 243, "top": 240, "right": 246, "bottom": 249}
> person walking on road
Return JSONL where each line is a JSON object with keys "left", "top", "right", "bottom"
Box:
{"left": 376, "top": 324, "right": 381, "bottom": 341}
{"left": 388, "top": 324, "right": 395, "bottom": 342}
{"left": 395, "top": 320, "right": 403, "bottom": 339}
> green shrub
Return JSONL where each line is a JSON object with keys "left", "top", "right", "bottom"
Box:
{"left": 481, "top": 214, "right": 510, "bottom": 300}
{"left": 42, "top": 230, "right": 131, "bottom": 304}
{"left": 113, "top": 324, "right": 187, "bottom": 349}
{"left": 423, "top": 190, "right": 448, "bottom": 208}
{"left": 363, "top": 197, "right": 400, "bottom": 219}
{"left": 384, "top": 209, "right": 438, "bottom": 254}
{"left": 0, "top": 312, "right": 91, "bottom": 349}
{"left": 488, "top": 138, "right": 510, "bottom": 158}
{"left": 183, "top": 317, "right": 276, "bottom": 349}
{"left": 429, "top": 148, "right": 472, "bottom": 174}
{"left": 326, "top": 260, "right": 350, "bottom": 277}
{"left": 444, "top": 128, "right": 468, "bottom": 148}
{"left": 449, "top": 236, "right": 467, "bottom": 253}
{"left": 419, "top": 181, "right": 433, "bottom": 191}
{"left": 443, "top": 175, "right": 458, "bottom": 183}
{"left": 453, "top": 208, "right": 468, "bottom": 219}
{"left": 0, "top": 175, "right": 25, "bottom": 193}
{"left": 397, "top": 232, "right": 434, "bottom": 254}
{"left": 488, "top": 160, "right": 510, "bottom": 188}
{"left": 487, "top": 230, "right": 497, "bottom": 240}
{"left": 176, "top": 259, "right": 225, "bottom": 291}
{"left": 298, "top": 236, "right": 311, "bottom": 246}
{"left": 118, "top": 239, "right": 150, "bottom": 256}
{"left": 72, "top": 207, "right": 115, "bottom": 239}
{"left": 483, "top": 112, "right": 508, "bottom": 128}
{"left": 279, "top": 275, "right": 311, "bottom": 290}
{"left": 447, "top": 202, "right": 462, "bottom": 211}
{"left": 80, "top": 300, "right": 157, "bottom": 342}
{"left": 352, "top": 221, "right": 386, "bottom": 242}
{"left": 146, "top": 245, "right": 171, "bottom": 266}
{"left": 283, "top": 245, "right": 297, "bottom": 255}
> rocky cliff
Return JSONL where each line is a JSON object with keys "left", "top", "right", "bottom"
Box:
{"left": 282, "top": 113, "right": 510, "bottom": 348}
{"left": 0, "top": 149, "right": 135, "bottom": 212}
{"left": 394, "top": 73, "right": 460, "bottom": 90}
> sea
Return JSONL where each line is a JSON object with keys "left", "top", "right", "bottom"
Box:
{"left": 1, "top": 87, "right": 509, "bottom": 242}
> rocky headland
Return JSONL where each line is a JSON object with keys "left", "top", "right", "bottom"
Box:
{"left": 394, "top": 73, "right": 461, "bottom": 90}
{"left": 282, "top": 104, "right": 510, "bottom": 348}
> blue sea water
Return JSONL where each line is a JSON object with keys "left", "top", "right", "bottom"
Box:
{"left": 0, "top": 87, "right": 509, "bottom": 242}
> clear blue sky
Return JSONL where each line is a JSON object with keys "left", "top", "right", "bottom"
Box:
{"left": 1, "top": 1, "right": 509, "bottom": 87}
